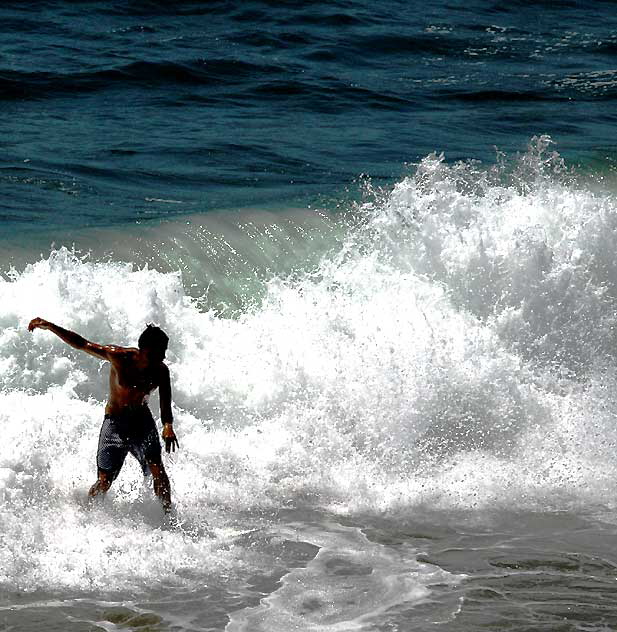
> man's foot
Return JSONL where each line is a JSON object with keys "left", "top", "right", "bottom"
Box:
{"left": 89, "top": 470, "right": 113, "bottom": 499}
{"left": 161, "top": 504, "right": 181, "bottom": 530}
{"left": 149, "top": 462, "right": 172, "bottom": 511}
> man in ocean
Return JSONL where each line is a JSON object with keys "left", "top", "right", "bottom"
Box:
{"left": 27, "top": 318, "right": 179, "bottom": 512}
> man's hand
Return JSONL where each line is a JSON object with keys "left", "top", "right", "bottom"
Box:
{"left": 162, "top": 422, "right": 179, "bottom": 453}
{"left": 28, "top": 317, "right": 50, "bottom": 332}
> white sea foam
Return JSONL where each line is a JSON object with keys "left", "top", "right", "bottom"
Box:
{"left": 2, "top": 138, "right": 617, "bottom": 593}
{"left": 226, "top": 523, "right": 459, "bottom": 632}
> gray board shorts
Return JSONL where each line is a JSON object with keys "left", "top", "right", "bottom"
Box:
{"left": 97, "top": 405, "right": 162, "bottom": 479}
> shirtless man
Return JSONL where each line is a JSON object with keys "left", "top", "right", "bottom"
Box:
{"left": 28, "top": 318, "right": 179, "bottom": 511}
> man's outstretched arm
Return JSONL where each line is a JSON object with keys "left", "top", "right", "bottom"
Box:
{"left": 28, "top": 317, "right": 118, "bottom": 361}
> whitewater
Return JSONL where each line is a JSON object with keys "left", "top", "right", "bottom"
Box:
{"left": 3, "top": 139, "right": 617, "bottom": 630}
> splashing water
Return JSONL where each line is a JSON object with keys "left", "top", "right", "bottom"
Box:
{"left": 3, "top": 139, "right": 617, "bottom": 618}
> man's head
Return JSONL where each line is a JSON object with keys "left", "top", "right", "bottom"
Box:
{"left": 138, "top": 324, "right": 169, "bottom": 361}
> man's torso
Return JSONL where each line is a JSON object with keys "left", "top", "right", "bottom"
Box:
{"left": 105, "top": 349, "right": 163, "bottom": 415}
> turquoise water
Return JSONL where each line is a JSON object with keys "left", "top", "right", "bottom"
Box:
{"left": 3, "top": 2, "right": 617, "bottom": 631}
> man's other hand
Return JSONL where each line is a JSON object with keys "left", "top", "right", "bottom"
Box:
{"left": 162, "top": 423, "right": 179, "bottom": 453}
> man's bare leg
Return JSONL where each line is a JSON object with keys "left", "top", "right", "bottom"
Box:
{"left": 149, "top": 462, "right": 172, "bottom": 512}
{"left": 88, "top": 470, "right": 113, "bottom": 499}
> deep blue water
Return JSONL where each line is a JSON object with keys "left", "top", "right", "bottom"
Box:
{"left": 2, "top": 0, "right": 617, "bottom": 231}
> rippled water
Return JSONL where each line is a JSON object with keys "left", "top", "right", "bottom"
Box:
{"left": 2, "top": 0, "right": 617, "bottom": 229}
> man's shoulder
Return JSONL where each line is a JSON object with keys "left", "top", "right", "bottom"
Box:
{"left": 108, "top": 345, "right": 138, "bottom": 354}
{"left": 106, "top": 345, "right": 139, "bottom": 361}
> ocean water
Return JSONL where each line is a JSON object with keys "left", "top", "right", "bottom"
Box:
{"left": 3, "top": 1, "right": 617, "bottom": 631}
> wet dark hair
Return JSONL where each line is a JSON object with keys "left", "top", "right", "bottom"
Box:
{"left": 138, "top": 324, "right": 169, "bottom": 350}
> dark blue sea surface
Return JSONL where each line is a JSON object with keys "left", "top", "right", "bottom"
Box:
{"left": 2, "top": 0, "right": 617, "bottom": 230}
